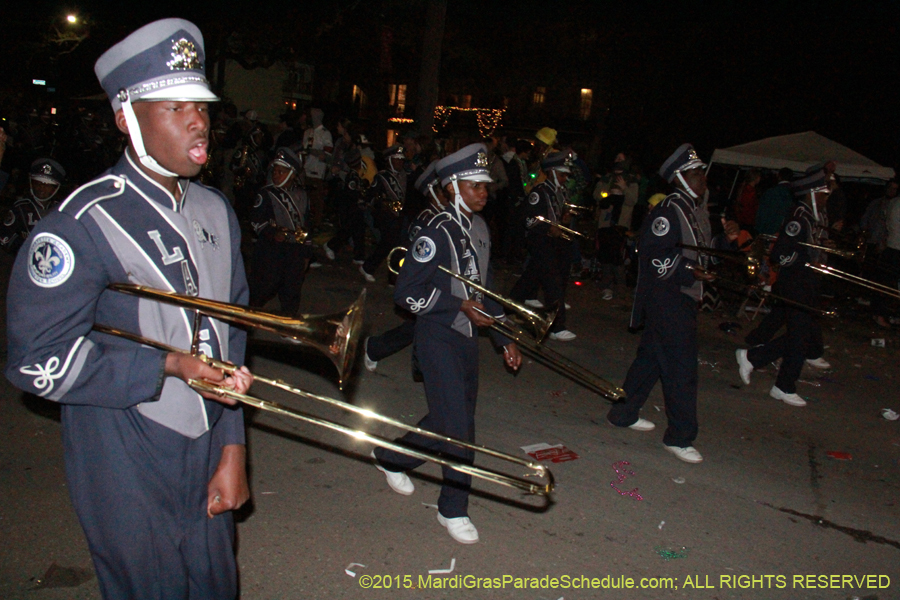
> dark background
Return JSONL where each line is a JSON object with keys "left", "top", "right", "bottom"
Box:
{"left": 2, "top": 1, "right": 898, "bottom": 170}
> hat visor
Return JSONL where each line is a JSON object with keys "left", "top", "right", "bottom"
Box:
{"left": 31, "top": 175, "right": 59, "bottom": 185}
{"left": 551, "top": 166, "right": 572, "bottom": 174}
{"left": 676, "top": 158, "right": 707, "bottom": 173}
{"left": 458, "top": 173, "right": 493, "bottom": 183}
{"left": 139, "top": 83, "right": 220, "bottom": 103}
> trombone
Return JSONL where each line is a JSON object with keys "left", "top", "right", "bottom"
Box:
{"left": 805, "top": 262, "right": 900, "bottom": 301}
{"left": 677, "top": 245, "right": 837, "bottom": 318}
{"left": 95, "top": 285, "right": 553, "bottom": 496}
{"left": 757, "top": 233, "right": 865, "bottom": 262}
{"left": 108, "top": 283, "right": 364, "bottom": 389}
{"left": 533, "top": 215, "right": 592, "bottom": 242}
{"left": 388, "top": 247, "right": 627, "bottom": 401}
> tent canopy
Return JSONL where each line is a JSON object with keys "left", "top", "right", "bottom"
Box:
{"left": 709, "top": 131, "right": 894, "bottom": 182}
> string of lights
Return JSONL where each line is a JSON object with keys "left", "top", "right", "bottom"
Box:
{"left": 432, "top": 106, "right": 504, "bottom": 136}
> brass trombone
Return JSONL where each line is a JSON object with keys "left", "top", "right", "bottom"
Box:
{"left": 805, "top": 262, "right": 900, "bottom": 300}
{"left": 95, "top": 285, "right": 554, "bottom": 496}
{"left": 564, "top": 202, "right": 592, "bottom": 214}
{"left": 387, "top": 248, "right": 557, "bottom": 341}
{"left": 757, "top": 233, "right": 865, "bottom": 262}
{"left": 676, "top": 246, "right": 837, "bottom": 318}
{"left": 388, "top": 247, "right": 627, "bottom": 401}
{"left": 108, "top": 283, "right": 364, "bottom": 389}
{"left": 533, "top": 215, "right": 591, "bottom": 242}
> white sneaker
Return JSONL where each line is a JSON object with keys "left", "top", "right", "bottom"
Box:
{"left": 524, "top": 299, "right": 544, "bottom": 308}
{"left": 601, "top": 288, "right": 613, "bottom": 301}
{"left": 628, "top": 418, "right": 655, "bottom": 431}
{"left": 364, "top": 337, "right": 377, "bottom": 372}
{"left": 549, "top": 330, "right": 576, "bottom": 341}
{"left": 736, "top": 349, "right": 753, "bottom": 385}
{"left": 437, "top": 512, "right": 479, "bottom": 544}
{"left": 664, "top": 445, "right": 704, "bottom": 463}
{"left": 770, "top": 386, "right": 806, "bottom": 407}
{"left": 805, "top": 357, "right": 831, "bottom": 369}
{"left": 353, "top": 259, "right": 366, "bottom": 265}
{"left": 323, "top": 243, "right": 336, "bottom": 260}
{"left": 371, "top": 451, "right": 414, "bottom": 495}
{"left": 309, "top": 261, "right": 323, "bottom": 268}
{"left": 359, "top": 265, "right": 376, "bottom": 283}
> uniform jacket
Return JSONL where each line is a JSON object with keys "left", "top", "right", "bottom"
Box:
{"left": 770, "top": 200, "right": 822, "bottom": 303}
{"left": 395, "top": 209, "right": 506, "bottom": 339}
{"left": 630, "top": 189, "right": 708, "bottom": 328}
{"left": 408, "top": 200, "right": 443, "bottom": 243}
{"left": 368, "top": 169, "right": 407, "bottom": 215}
{"left": 523, "top": 179, "right": 568, "bottom": 237}
{"left": 0, "top": 196, "right": 57, "bottom": 253}
{"left": 5, "top": 151, "right": 248, "bottom": 441}
{"left": 250, "top": 182, "right": 307, "bottom": 241}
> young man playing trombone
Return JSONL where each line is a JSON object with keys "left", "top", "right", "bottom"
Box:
{"left": 5, "top": 19, "right": 252, "bottom": 599}
{"left": 372, "top": 143, "right": 521, "bottom": 544}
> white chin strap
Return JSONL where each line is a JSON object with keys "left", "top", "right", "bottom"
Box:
{"left": 675, "top": 171, "right": 699, "bottom": 199}
{"left": 274, "top": 169, "right": 295, "bottom": 189}
{"left": 551, "top": 170, "right": 562, "bottom": 188}
{"left": 428, "top": 186, "right": 443, "bottom": 209}
{"left": 30, "top": 179, "right": 60, "bottom": 204}
{"left": 810, "top": 191, "right": 820, "bottom": 222}
{"left": 450, "top": 179, "right": 465, "bottom": 214}
{"left": 120, "top": 92, "right": 179, "bottom": 178}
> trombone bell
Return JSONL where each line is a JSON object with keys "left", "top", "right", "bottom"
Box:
{"left": 108, "top": 283, "right": 365, "bottom": 389}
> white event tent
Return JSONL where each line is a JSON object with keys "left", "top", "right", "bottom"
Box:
{"left": 708, "top": 131, "right": 895, "bottom": 186}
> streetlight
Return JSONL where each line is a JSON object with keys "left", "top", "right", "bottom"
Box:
{"left": 66, "top": 14, "right": 78, "bottom": 24}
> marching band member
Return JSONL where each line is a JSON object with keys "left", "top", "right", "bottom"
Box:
{"left": 371, "top": 143, "right": 521, "bottom": 544}
{"left": 0, "top": 158, "right": 67, "bottom": 253}
{"left": 249, "top": 147, "right": 311, "bottom": 316}
{"left": 736, "top": 170, "right": 831, "bottom": 407}
{"left": 508, "top": 151, "right": 578, "bottom": 341}
{"left": 607, "top": 144, "right": 713, "bottom": 464}
{"left": 5, "top": 19, "right": 252, "bottom": 598}
{"left": 359, "top": 144, "right": 407, "bottom": 283}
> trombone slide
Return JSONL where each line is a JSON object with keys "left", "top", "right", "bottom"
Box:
{"left": 533, "top": 215, "right": 591, "bottom": 241}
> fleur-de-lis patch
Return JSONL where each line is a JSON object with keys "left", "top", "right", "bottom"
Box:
{"left": 28, "top": 233, "right": 75, "bottom": 288}
{"left": 167, "top": 38, "right": 201, "bottom": 70}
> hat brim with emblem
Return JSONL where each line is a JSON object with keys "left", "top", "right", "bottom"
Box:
{"left": 415, "top": 161, "right": 440, "bottom": 195}
{"left": 541, "top": 151, "right": 573, "bottom": 173}
{"left": 272, "top": 147, "right": 302, "bottom": 172}
{"left": 30, "top": 158, "right": 66, "bottom": 185}
{"left": 436, "top": 143, "right": 493, "bottom": 188}
{"left": 94, "top": 18, "right": 218, "bottom": 112}
{"left": 659, "top": 143, "right": 706, "bottom": 183}
{"left": 791, "top": 170, "right": 828, "bottom": 196}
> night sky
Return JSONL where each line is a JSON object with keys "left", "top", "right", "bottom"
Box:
{"left": 2, "top": 2, "right": 898, "bottom": 170}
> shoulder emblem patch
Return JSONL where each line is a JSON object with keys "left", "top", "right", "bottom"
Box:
{"left": 413, "top": 236, "right": 436, "bottom": 263}
{"left": 28, "top": 233, "right": 75, "bottom": 288}
{"left": 528, "top": 192, "right": 540, "bottom": 205}
{"left": 651, "top": 216, "right": 670, "bottom": 237}
{"left": 785, "top": 221, "right": 801, "bottom": 237}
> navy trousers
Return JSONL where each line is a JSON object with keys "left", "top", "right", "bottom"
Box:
{"left": 62, "top": 405, "right": 236, "bottom": 600}
{"left": 608, "top": 292, "right": 699, "bottom": 447}
{"left": 509, "top": 235, "right": 570, "bottom": 332}
{"left": 249, "top": 238, "right": 309, "bottom": 316}
{"left": 374, "top": 320, "right": 478, "bottom": 518}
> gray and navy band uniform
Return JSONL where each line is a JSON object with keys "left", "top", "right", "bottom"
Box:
{"left": 4, "top": 17, "right": 246, "bottom": 600}
{"left": 375, "top": 143, "right": 509, "bottom": 519}
{"left": 607, "top": 145, "right": 709, "bottom": 448}
{"left": 521, "top": 152, "right": 572, "bottom": 236}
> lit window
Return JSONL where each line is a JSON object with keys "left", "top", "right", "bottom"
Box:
{"left": 580, "top": 88, "right": 593, "bottom": 120}
{"left": 389, "top": 84, "right": 407, "bottom": 115}
{"left": 352, "top": 85, "right": 368, "bottom": 113}
{"left": 533, "top": 87, "right": 546, "bottom": 106}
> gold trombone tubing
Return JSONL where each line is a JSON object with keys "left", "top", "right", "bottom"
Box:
{"left": 92, "top": 323, "right": 553, "bottom": 496}
{"left": 533, "top": 215, "right": 591, "bottom": 241}
{"left": 108, "top": 283, "right": 364, "bottom": 390}
{"left": 388, "top": 247, "right": 626, "bottom": 401}
{"left": 756, "top": 234, "right": 863, "bottom": 261}
{"left": 564, "top": 203, "right": 592, "bottom": 213}
{"left": 387, "top": 247, "right": 557, "bottom": 341}
{"left": 805, "top": 262, "right": 900, "bottom": 300}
